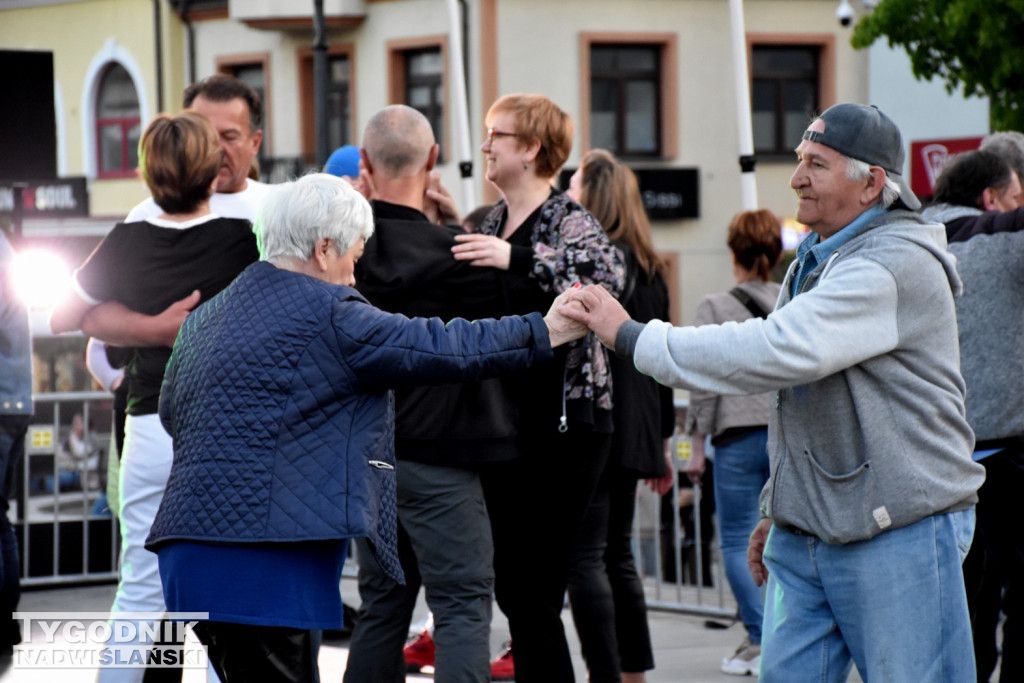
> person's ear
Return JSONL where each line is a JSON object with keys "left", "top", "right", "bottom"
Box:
{"left": 313, "top": 238, "right": 331, "bottom": 271}
{"left": 360, "top": 149, "right": 374, "bottom": 176}
{"left": 861, "top": 166, "right": 886, "bottom": 206}
{"left": 426, "top": 143, "right": 439, "bottom": 172}
{"left": 523, "top": 138, "right": 541, "bottom": 164}
{"left": 980, "top": 187, "right": 999, "bottom": 212}
{"left": 250, "top": 129, "right": 263, "bottom": 156}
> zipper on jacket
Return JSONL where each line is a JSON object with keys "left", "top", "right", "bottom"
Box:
{"left": 367, "top": 460, "right": 395, "bottom": 470}
{"left": 559, "top": 362, "right": 569, "bottom": 433}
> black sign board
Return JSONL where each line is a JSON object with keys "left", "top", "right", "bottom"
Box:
{"left": 0, "top": 51, "right": 57, "bottom": 181}
{"left": 559, "top": 166, "right": 699, "bottom": 221}
{"left": 0, "top": 178, "right": 90, "bottom": 219}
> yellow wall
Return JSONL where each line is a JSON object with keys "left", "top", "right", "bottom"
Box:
{"left": 0, "top": 0, "right": 185, "bottom": 217}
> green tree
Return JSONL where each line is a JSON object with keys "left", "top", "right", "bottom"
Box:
{"left": 851, "top": 0, "right": 1024, "bottom": 131}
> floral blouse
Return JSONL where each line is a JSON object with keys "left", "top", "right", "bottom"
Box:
{"left": 477, "top": 190, "right": 626, "bottom": 414}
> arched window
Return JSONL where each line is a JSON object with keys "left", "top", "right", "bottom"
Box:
{"left": 95, "top": 63, "right": 141, "bottom": 178}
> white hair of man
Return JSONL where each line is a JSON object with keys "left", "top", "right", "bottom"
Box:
{"left": 362, "top": 104, "right": 435, "bottom": 178}
{"left": 981, "top": 131, "right": 1024, "bottom": 181}
{"left": 844, "top": 156, "right": 901, "bottom": 209}
{"left": 256, "top": 173, "right": 374, "bottom": 262}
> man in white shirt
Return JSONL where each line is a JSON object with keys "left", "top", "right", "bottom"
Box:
{"left": 83, "top": 75, "right": 271, "bottom": 347}
{"left": 127, "top": 74, "right": 271, "bottom": 224}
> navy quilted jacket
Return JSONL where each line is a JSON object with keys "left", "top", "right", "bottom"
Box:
{"left": 146, "top": 261, "right": 553, "bottom": 583}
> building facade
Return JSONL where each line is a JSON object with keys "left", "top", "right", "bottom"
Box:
{"left": 0, "top": 0, "right": 991, "bottom": 324}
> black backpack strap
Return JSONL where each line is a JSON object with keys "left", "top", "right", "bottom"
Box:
{"left": 729, "top": 287, "right": 770, "bottom": 319}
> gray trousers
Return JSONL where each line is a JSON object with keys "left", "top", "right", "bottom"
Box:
{"left": 344, "top": 460, "right": 494, "bottom": 683}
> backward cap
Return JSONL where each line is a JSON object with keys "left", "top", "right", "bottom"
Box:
{"left": 803, "top": 103, "right": 920, "bottom": 210}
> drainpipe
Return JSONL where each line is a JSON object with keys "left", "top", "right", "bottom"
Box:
{"left": 313, "top": 0, "right": 329, "bottom": 166}
{"left": 153, "top": 0, "right": 164, "bottom": 111}
{"left": 446, "top": 0, "right": 475, "bottom": 212}
{"left": 176, "top": 0, "right": 196, "bottom": 88}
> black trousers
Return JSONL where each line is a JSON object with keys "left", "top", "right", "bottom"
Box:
{"left": 481, "top": 424, "right": 610, "bottom": 683}
{"left": 567, "top": 465, "right": 655, "bottom": 682}
{"left": 963, "top": 448, "right": 1024, "bottom": 683}
{"left": 193, "top": 621, "right": 320, "bottom": 683}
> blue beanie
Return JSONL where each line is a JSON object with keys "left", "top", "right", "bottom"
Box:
{"left": 324, "top": 145, "right": 361, "bottom": 178}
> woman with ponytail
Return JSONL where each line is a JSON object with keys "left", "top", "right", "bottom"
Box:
{"left": 683, "top": 208, "right": 782, "bottom": 677}
{"left": 565, "top": 150, "right": 675, "bottom": 683}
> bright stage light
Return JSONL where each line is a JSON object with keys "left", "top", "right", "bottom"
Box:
{"left": 11, "top": 249, "right": 72, "bottom": 310}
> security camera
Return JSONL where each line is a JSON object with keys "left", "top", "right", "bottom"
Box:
{"left": 837, "top": 0, "right": 854, "bottom": 26}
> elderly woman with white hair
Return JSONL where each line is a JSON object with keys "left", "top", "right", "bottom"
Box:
{"left": 146, "top": 174, "right": 584, "bottom": 682}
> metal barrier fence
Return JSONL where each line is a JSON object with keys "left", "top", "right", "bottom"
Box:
{"left": 630, "top": 424, "right": 737, "bottom": 620}
{"left": 17, "top": 393, "right": 739, "bottom": 622}
{"left": 17, "top": 391, "right": 119, "bottom": 587}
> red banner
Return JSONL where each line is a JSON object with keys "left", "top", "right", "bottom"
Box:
{"left": 910, "top": 137, "right": 984, "bottom": 200}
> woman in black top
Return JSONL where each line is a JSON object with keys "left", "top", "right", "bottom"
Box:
{"left": 50, "top": 111, "right": 258, "bottom": 683}
{"left": 566, "top": 149, "right": 676, "bottom": 683}
{"left": 452, "top": 94, "right": 625, "bottom": 682}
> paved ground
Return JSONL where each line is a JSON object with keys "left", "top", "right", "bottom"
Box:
{"left": 0, "top": 579, "right": 779, "bottom": 682}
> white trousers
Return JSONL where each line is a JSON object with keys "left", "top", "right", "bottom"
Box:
{"left": 98, "top": 413, "right": 173, "bottom": 683}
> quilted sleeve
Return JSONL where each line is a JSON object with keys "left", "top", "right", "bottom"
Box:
{"left": 159, "top": 346, "right": 178, "bottom": 436}
{"left": 331, "top": 298, "right": 553, "bottom": 392}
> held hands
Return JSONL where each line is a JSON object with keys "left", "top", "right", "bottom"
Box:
{"left": 452, "top": 233, "right": 512, "bottom": 270}
{"left": 544, "top": 288, "right": 589, "bottom": 348}
{"left": 747, "top": 518, "right": 772, "bottom": 587}
{"left": 559, "top": 284, "right": 632, "bottom": 350}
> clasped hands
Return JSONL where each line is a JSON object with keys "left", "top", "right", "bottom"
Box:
{"left": 543, "top": 284, "right": 632, "bottom": 349}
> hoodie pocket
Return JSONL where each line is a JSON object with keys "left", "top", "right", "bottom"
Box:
{"left": 773, "top": 448, "right": 886, "bottom": 544}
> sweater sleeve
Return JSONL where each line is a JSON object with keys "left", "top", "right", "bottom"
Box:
{"left": 684, "top": 296, "right": 721, "bottom": 434}
{"left": 634, "top": 257, "right": 902, "bottom": 395}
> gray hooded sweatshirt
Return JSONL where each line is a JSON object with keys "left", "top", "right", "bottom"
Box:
{"left": 628, "top": 209, "right": 984, "bottom": 544}
{"left": 924, "top": 202, "right": 1024, "bottom": 446}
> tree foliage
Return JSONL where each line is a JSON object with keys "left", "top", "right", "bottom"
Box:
{"left": 851, "top": 0, "right": 1024, "bottom": 131}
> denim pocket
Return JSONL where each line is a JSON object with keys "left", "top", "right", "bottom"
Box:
{"left": 950, "top": 507, "right": 975, "bottom": 564}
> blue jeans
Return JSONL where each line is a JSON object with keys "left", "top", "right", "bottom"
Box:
{"left": 712, "top": 428, "right": 770, "bottom": 644}
{"left": 761, "top": 509, "right": 976, "bottom": 682}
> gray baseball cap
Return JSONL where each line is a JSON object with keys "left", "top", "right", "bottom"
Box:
{"left": 802, "top": 103, "right": 920, "bottom": 210}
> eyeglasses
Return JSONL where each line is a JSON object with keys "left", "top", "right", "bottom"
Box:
{"left": 486, "top": 128, "right": 520, "bottom": 144}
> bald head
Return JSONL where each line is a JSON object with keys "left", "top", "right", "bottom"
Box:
{"left": 362, "top": 105, "right": 436, "bottom": 179}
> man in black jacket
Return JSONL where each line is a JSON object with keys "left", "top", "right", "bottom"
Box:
{"left": 343, "top": 106, "right": 511, "bottom": 683}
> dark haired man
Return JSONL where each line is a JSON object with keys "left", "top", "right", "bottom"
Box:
{"left": 127, "top": 74, "right": 270, "bottom": 223}
{"left": 926, "top": 149, "right": 1023, "bottom": 242}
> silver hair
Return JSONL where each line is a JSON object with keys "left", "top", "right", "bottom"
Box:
{"left": 255, "top": 173, "right": 374, "bottom": 262}
{"left": 844, "top": 156, "right": 901, "bottom": 208}
{"left": 981, "top": 131, "right": 1024, "bottom": 181}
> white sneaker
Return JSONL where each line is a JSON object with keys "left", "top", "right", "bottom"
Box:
{"left": 721, "top": 638, "right": 760, "bottom": 676}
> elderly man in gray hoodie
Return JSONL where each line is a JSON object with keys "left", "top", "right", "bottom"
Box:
{"left": 562, "top": 103, "right": 985, "bottom": 683}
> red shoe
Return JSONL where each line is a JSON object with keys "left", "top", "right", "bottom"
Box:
{"left": 403, "top": 628, "right": 435, "bottom": 673}
{"left": 490, "top": 641, "right": 514, "bottom": 681}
